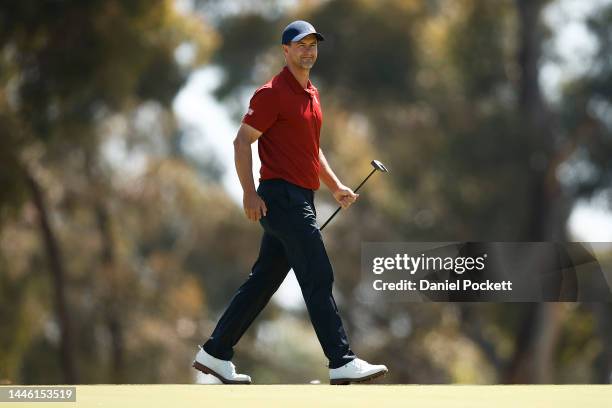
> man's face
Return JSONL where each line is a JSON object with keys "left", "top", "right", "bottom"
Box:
{"left": 283, "top": 34, "right": 318, "bottom": 70}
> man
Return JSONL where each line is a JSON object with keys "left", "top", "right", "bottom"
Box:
{"left": 193, "top": 20, "right": 388, "bottom": 385}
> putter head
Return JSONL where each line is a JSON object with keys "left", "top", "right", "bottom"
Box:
{"left": 371, "top": 160, "right": 389, "bottom": 173}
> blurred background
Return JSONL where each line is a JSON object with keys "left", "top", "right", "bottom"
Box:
{"left": 1, "top": 0, "right": 612, "bottom": 385}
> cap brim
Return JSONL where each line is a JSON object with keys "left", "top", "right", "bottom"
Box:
{"left": 292, "top": 32, "right": 325, "bottom": 43}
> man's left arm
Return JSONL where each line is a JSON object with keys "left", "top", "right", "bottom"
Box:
{"left": 318, "top": 148, "right": 358, "bottom": 209}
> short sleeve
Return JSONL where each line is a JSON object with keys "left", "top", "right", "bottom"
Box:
{"left": 242, "top": 87, "right": 279, "bottom": 133}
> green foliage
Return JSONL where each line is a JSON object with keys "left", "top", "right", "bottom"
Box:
{"left": 310, "top": 0, "right": 422, "bottom": 106}
{"left": 203, "top": 0, "right": 612, "bottom": 384}
{"left": 212, "top": 13, "right": 279, "bottom": 100}
{"left": 1, "top": 0, "right": 612, "bottom": 385}
{"left": 558, "top": 6, "right": 612, "bottom": 200}
{"left": 0, "top": 0, "right": 228, "bottom": 384}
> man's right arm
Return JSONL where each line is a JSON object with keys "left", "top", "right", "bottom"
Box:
{"left": 233, "top": 123, "right": 267, "bottom": 222}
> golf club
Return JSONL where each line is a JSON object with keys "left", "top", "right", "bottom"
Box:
{"left": 319, "top": 160, "right": 389, "bottom": 231}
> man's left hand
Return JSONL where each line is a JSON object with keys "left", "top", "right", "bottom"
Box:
{"left": 333, "top": 185, "right": 359, "bottom": 209}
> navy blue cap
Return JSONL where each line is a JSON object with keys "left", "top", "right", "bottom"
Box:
{"left": 281, "top": 20, "right": 325, "bottom": 45}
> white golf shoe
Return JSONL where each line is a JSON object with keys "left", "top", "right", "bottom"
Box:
{"left": 329, "top": 358, "right": 388, "bottom": 385}
{"left": 192, "top": 346, "right": 252, "bottom": 384}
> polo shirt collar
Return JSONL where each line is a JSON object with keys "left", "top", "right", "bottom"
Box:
{"left": 281, "top": 66, "right": 315, "bottom": 95}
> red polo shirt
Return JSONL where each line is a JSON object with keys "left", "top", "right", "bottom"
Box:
{"left": 242, "top": 66, "right": 323, "bottom": 190}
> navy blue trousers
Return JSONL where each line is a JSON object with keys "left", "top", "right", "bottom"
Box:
{"left": 202, "top": 179, "right": 355, "bottom": 369}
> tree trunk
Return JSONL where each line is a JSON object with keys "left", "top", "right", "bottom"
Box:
{"left": 516, "top": 0, "right": 555, "bottom": 241}
{"left": 25, "top": 170, "right": 78, "bottom": 384}
{"left": 93, "top": 203, "right": 126, "bottom": 383}
{"left": 591, "top": 303, "right": 612, "bottom": 383}
{"left": 503, "top": 303, "right": 565, "bottom": 383}
{"left": 84, "top": 151, "right": 126, "bottom": 383}
{"left": 507, "top": 1, "right": 569, "bottom": 384}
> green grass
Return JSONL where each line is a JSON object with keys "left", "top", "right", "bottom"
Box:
{"left": 1, "top": 385, "right": 611, "bottom": 407}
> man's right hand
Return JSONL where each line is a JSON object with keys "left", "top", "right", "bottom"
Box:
{"left": 243, "top": 191, "right": 268, "bottom": 221}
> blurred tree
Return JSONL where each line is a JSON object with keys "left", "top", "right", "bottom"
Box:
{"left": 558, "top": 4, "right": 612, "bottom": 383}
{"left": 0, "top": 0, "right": 218, "bottom": 383}
{"left": 200, "top": 0, "right": 612, "bottom": 385}
{"left": 2, "top": 0, "right": 611, "bottom": 385}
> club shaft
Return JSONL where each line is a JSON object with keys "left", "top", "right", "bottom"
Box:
{"left": 353, "top": 168, "right": 377, "bottom": 194}
{"left": 319, "top": 168, "right": 377, "bottom": 231}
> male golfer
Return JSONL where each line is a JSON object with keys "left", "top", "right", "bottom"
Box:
{"left": 193, "top": 20, "right": 388, "bottom": 385}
